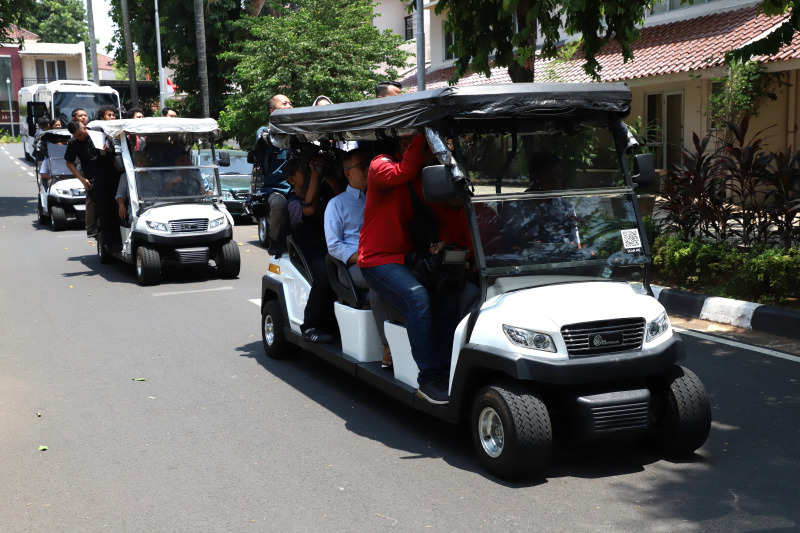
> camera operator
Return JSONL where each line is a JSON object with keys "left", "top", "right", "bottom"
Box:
{"left": 358, "top": 133, "right": 461, "bottom": 405}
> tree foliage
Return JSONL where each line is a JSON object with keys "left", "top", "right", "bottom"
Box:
{"left": 108, "top": 0, "right": 243, "bottom": 118}
{"left": 218, "top": 0, "right": 409, "bottom": 145}
{"left": 21, "top": 0, "right": 88, "bottom": 45}
{"left": 421, "top": 0, "right": 673, "bottom": 83}
{"left": 0, "top": 0, "right": 36, "bottom": 44}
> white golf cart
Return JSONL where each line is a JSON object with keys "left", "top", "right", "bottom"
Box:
{"left": 34, "top": 129, "right": 86, "bottom": 230}
{"left": 87, "top": 117, "right": 240, "bottom": 285}
{"left": 259, "top": 84, "right": 711, "bottom": 480}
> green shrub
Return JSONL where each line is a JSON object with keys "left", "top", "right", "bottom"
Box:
{"left": 733, "top": 245, "right": 800, "bottom": 303}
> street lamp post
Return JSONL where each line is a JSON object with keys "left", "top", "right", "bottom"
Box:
{"left": 154, "top": 0, "right": 166, "bottom": 109}
{"left": 5, "top": 78, "right": 14, "bottom": 139}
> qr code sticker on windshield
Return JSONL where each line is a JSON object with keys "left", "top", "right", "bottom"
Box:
{"left": 620, "top": 229, "right": 642, "bottom": 253}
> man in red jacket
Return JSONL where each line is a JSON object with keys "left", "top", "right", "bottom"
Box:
{"left": 358, "top": 134, "right": 460, "bottom": 405}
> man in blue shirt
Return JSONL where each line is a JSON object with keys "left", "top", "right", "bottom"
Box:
{"left": 323, "top": 149, "right": 392, "bottom": 368}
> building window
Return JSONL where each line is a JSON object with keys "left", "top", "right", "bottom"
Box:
{"left": 443, "top": 21, "right": 455, "bottom": 61}
{"left": 404, "top": 15, "right": 414, "bottom": 41}
{"left": 34, "top": 59, "right": 67, "bottom": 83}
{"left": 0, "top": 56, "right": 11, "bottom": 112}
{"left": 646, "top": 91, "right": 684, "bottom": 171}
{"left": 650, "top": 0, "right": 721, "bottom": 15}
{"left": 708, "top": 79, "right": 726, "bottom": 131}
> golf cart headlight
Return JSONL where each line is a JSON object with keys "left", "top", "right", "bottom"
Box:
{"left": 645, "top": 312, "right": 670, "bottom": 342}
{"left": 53, "top": 187, "right": 71, "bottom": 197}
{"left": 209, "top": 216, "right": 226, "bottom": 229}
{"left": 221, "top": 191, "right": 234, "bottom": 200}
{"left": 146, "top": 220, "right": 169, "bottom": 232}
{"left": 502, "top": 325, "right": 556, "bottom": 352}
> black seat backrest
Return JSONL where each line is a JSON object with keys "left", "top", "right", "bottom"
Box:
{"left": 286, "top": 235, "right": 313, "bottom": 284}
{"left": 325, "top": 254, "right": 369, "bottom": 309}
{"left": 374, "top": 292, "right": 407, "bottom": 326}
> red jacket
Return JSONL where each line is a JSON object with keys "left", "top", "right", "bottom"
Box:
{"left": 358, "top": 135, "right": 430, "bottom": 268}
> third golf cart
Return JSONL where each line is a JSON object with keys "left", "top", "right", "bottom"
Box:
{"left": 258, "top": 83, "right": 711, "bottom": 480}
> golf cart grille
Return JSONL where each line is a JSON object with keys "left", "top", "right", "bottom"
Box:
{"left": 175, "top": 247, "right": 210, "bottom": 264}
{"left": 589, "top": 401, "right": 650, "bottom": 432}
{"left": 561, "top": 318, "right": 645, "bottom": 356}
{"left": 169, "top": 218, "right": 209, "bottom": 233}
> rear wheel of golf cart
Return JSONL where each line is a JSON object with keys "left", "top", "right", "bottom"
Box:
{"left": 471, "top": 383, "right": 552, "bottom": 480}
{"left": 262, "top": 299, "right": 294, "bottom": 360}
{"left": 643, "top": 365, "right": 711, "bottom": 456}
{"left": 50, "top": 205, "right": 67, "bottom": 231}
{"left": 37, "top": 198, "right": 50, "bottom": 225}
{"left": 97, "top": 231, "right": 111, "bottom": 264}
{"left": 258, "top": 217, "right": 269, "bottom": 248}
{"left": 136, "top": 246, "right": 161, "bottom": 286}
{"left": 216, "top": 239, "right": 241, "bottom": 279}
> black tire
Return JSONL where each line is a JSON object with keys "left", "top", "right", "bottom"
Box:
{"left": 37, "top": 198, "right": 50, "bottom": 225}
{"left": 97, "top": 231, "right": 111, "bottom": 264}
{"left": 257, "top": 216, "right": 269, "bottom": 248}
{"left": 24, "top": 146, "right": 34, "bottom": 162}
{"left": 262, "top": 299, "right": 294, "bottom": 360}
{"left": 216, "top": 239, "right": 241, "bottom": 279}
{"left": 643, "top": 365, "right": 712, "bottom": 456}
{"left": 50, "top": 205, "right": 67, "bottom": 231}
{"left": 471, "top": 383, "right": 553, "bottom": 480}
{"left": 135, "top": 246, "right": 161, "bottom": 286}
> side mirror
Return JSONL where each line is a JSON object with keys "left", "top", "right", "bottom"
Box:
{"left": 218, "top": 151, "right": 230, "bottom": 167}
{"left": 421, "top": 165, "right": 457, "bottom": 202}
{"left": 114, "top": 154, "right": 125, "bottom": 173}
{"left": 632, "top": 153, "right": 656, "bottom": 188}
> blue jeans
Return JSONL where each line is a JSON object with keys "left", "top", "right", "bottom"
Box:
{"left": 361, "top": 263, "right": 460, "bottom": 385}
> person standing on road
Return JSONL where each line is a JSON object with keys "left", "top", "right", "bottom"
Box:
{"left": 65, "top": 120, "right": 119, "bottom": 249}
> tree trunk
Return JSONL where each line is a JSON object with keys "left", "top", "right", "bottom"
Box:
{"left": 508, "top": 2, "right": 535, "bottom": 83}
{"left": 85, "top": 0, "right": 99, "bottom": 83}
{"left": 120, "top": 0, "right": 138, "bottom": 109}
{"left": 194, "top": 0, "right": 210, "bottom": 118}
{"left": 249, "top": 0, "right": 266, "bottom": 16}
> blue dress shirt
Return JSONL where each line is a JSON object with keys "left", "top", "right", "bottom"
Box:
{"left": 324, "top": 185, "right": 365, "bottom": 264}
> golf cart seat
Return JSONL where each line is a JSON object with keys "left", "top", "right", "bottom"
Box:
{"left": 374, "top": 293, "right": 407, "bottom": 326}
{"left": 325, "top": 254, "right": 370, "bottom": 309}
{"left": 286, "top": 235, "right": 313, "bottom": 284}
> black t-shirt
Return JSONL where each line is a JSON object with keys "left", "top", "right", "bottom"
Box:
{"left": 64, "top": 137, "right": 117, "bottom": 188}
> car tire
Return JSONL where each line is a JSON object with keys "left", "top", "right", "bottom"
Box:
{"left": 643, "top": 365, "right": 711, "bottom": 456}
{"left": 37, "top": 198, "right": 50, "bottom": 225}
{"left": 262, "top": 299, "right": 294, "bottom": 360}
{"left": 258, "top": 217, "right": 269, "bottom": 248}
{"left": 136, "top": 246, "right": 161, "bottom": 286}
{"left": 50, "top": 205, "right": 67, "bottom": 231}
{"left": 471, "top": 383, "right": 552, "bottom": 480}
{"left": 216, "top": 239, "right": 241, "bottom": 279}
{"left": 24, "top": 146, "right": 34, "bottom": 162}
{"left": 97, "top": 231, "right": 111, "bottom": 264}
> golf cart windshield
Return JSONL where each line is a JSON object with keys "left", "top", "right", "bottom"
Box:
{"left": 127, "top": 133, "right": 220, "bottom": 202}
{"left": 199, "top": 151, "right": 252, "bottom": 189}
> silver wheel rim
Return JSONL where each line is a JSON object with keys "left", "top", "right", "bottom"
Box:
{"left": 264, "top": 315, "right": 275, "bottom": 346}
{"left": 478, "top": 407, "right": 504, "bottom": 458}
{"left": 259, "top": 218, "right": 267, "bottom": 241}
{"left": 136, "top": 252, "right": 143, "bottom": 276}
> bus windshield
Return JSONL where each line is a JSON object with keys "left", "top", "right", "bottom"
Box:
{"left": 53, "top": 91, "right": 118, "bottom": 123}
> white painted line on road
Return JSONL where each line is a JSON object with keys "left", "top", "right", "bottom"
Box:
{"left": 249, "top": 298, "right": 260, "bottom": 306}
{"left": 28, "top": 172, "right": 34, "bottom": 177}
{"left": 674, "top": 327, "right": 800, "bottom": 364}
{"left": 152, "top": 286, "right": 234, "bottom": 297}
{"left": 57, "top": 234, "right": 90, "bottom": 238}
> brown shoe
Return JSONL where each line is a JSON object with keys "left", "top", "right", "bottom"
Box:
{"left": 381, "top": 345, "right": 393, "bottom": 369}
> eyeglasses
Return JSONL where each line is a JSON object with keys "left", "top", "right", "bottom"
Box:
{"left": 344, "top": 161, "right": 368, "bottom": 172}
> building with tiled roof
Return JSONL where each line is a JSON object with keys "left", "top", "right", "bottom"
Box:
{"left": 392, "top": 0, "right": 800, "bottom": 171}
{"left": 3, "top": 23, "right": 40, "bottom": 43}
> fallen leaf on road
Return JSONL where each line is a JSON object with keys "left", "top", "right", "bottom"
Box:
{"left": 148, "top": 397, "right": 156, "bottom": 399}
{"left": 37, "top": 412, "right": 41, "bottom": 417}
{"left": 38, "top": 446, "right": 48, "bottom": 451}
{"left": 132, "top": 378, "right": 147, "bottom": 381}
{"left": 68, "top": 285, "right": 73, "bottom": 288}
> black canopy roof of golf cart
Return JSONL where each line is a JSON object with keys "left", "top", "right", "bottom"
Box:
{"left": 267, "top": 83, "right": 632, "bottom": 147}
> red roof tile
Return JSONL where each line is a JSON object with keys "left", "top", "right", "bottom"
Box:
{"left": 2, "top": 23, "right": 39, "bottom": 42}
{"left": 399, "top": 5, "right": 800, "bottom": 89}
{"left": 97, "top": 53, "right": 114, "bottom": 71}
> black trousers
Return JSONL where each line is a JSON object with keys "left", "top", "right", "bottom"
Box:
{"left": 302, "top": 246, "right": 337, "bottom": 334}
{"left": 90, "top": 186, "right": 120, "bottom": 246}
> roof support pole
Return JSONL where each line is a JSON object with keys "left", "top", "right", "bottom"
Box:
{"left": 416, "top": 0, "right": 425, "bottom": 92}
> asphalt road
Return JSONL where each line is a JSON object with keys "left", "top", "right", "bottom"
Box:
{"left": 1, "top": 141, "right": 798, "bottom": 532}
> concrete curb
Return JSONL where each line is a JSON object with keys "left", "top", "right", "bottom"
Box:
{"left": 652, "top": 285, "right": 800, "bottom": 341}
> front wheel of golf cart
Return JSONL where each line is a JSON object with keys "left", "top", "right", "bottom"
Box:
{"left": 471, "top": 384, "right": 552, "bottom": 480}
{"left": 216, "top": 239, "right": 241, "bottom": 279}
{"left": 258, "top": 217, "right": 269, "bottom": 248}
{"left": 37, "top": 198, "right": 50, "bottom": 225}
{"left": 262, "top": 299, "right": 294, "bottom": 360}
{"left": 643, "top": 365, "right": 711, "bottom": 457}
{"left": 136, "top": 246, "right": 161, "bottom": 286}
{"left": 50, "top": 205, "right": 67, "bottom": 231}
